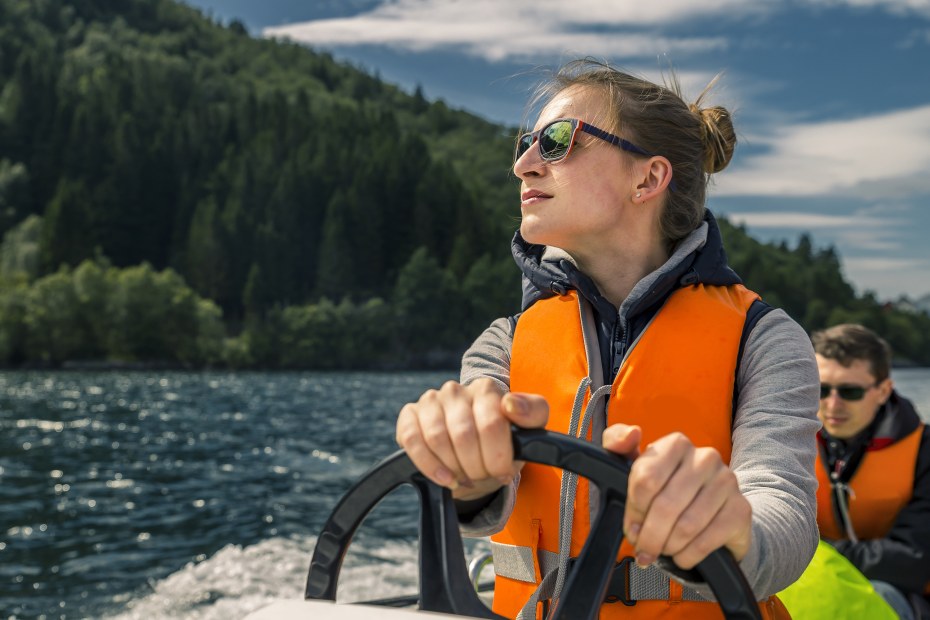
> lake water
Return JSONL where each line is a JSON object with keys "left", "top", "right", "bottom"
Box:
{"left": 2, "top": 368, "right": 929, "bottom": 619}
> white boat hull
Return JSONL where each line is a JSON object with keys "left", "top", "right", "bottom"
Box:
{"left": 245, "top": 599, "right": 484, "bottom": 619}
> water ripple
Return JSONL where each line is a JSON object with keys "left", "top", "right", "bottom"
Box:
{"left": 0, "top": 370, "right": 455, "bottom": 618}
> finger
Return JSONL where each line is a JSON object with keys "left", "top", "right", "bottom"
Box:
{"left": 397, "top": 403, "right": 459, "bottom": 489}
{"left": 622, "top": 433, "right": 691, "bottom": 555}
{"left": 442, "top": 385, "right": 486, "bottom": 484}
{"left": 602, "top": 424, "right": 642, "bottom": 459}
{"left": 633, "top": 448, "right": 727, "bottom": 565}
{"left": 472, "top": 387, "right": 514, "bottom": 483}
{"left": 418, "top": 384, "right": 472, "bottom": 482}
{"left": 501, "top": 392, "right": 549, "bottom": 428}
{"left": 662, "top": 463, "right": 735, "bottom": 558}
{"left": 668, "top": 492, "right": 752, "bottom": 570}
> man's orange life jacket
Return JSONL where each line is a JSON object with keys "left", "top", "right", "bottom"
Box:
{"left": 490, "top": 284, "right": 788, "bottom": 619}
{"left": 816, "top": 424, "right": 922, "bottom": 541}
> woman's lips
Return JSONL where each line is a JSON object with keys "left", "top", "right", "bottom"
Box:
{"left": 521, "top": 189, "right": 552, "bottom": 205}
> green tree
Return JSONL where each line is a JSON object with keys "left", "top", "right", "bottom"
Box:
{"left": 393, "top": 247, "right": 464, "bottom": 358}
{"left": 23, "top": 266, "right": 86, "bottom": 363}
{"left": 0, "top": 159, "right": 32, "bottom": 237}
{"left": 40, "top": 178, "right": 94, "bottom": 271}
{"left": 0, "top": 277, "right": 28, "bottom": 364}
{"left": 0, "top": 213, "right": 41, "bottom": 280}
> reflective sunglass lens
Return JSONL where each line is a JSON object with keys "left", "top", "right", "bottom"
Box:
{"left": 838, "top": 386, "right": 866, "bottom": 400}
{"left": 819, "top": 384, "right": 867, "bottom": 400}
{"left": 540, "top": 121, "right": 573, "bottom": 160}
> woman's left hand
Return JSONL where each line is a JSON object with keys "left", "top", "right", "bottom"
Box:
{"left": 602, "top": 424, "right": 752, "bottom": 570}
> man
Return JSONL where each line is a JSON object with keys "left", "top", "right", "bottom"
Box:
{"left": 813, "top": 323, "right": 930, "bottom": 619}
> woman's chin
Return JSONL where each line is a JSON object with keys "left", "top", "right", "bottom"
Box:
{"left": 519, "top": 221, "right": 548, "bottom": 246}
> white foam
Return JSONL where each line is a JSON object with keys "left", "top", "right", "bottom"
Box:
{"left": 105, "top": 535, "right": 491, "bottom": 619}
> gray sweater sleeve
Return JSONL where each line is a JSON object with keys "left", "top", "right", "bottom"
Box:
{"left": 723, "top": 309, "right": 820, "bottom": 598}
{"left": 457, "top": 310, "right": 821, "bottom": 599}
{"left": 460, "top": 316, "right": 513, "bottom": 392}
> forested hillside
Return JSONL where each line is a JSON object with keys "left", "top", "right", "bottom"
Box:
{"left": 1, "top": 0, "right": 927, "bottom": 367}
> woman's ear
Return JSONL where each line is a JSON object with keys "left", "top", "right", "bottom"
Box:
{"left": 634, "top": 156, "right": 673, "bottom": 203}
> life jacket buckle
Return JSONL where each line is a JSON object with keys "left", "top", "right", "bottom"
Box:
{"left": 603, "top": 556, "right": 636, "bottom": 606}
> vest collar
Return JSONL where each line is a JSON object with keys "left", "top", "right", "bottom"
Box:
{"left": 512, "top": 210, "right": 743, "bottom": 316}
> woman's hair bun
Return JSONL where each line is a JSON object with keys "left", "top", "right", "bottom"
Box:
{"left": 689, "top": 102, "right": 736, "bottom": 174}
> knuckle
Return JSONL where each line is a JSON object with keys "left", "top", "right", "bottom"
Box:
{"left": 674, "top": 512, "right": 700, "bottom": 539}
{"left": 471, "top": 377, "right": 497, "bottom": 392}
{"left": 419, "top": 389, "right": 440, "bottom": 404}
{"left": 669, "top": 432, "right": 691, "bottom": 451}
{"left": 631, "top": 463, "right": 660, "bottom": 494}
{"left": 396, "top": 426, "right": 421, "bottom": 449}
{"left": 648, "top": 494, "right": 675, "bottom": 519}
{"left": 693, "top": 449, "right": 720, "bottom": 473}
{"left": 440, "top": 380, "right": 463, "bottom": 395}
{"left": 476, "top": 411, "right": 508, "bottom": 436}
{"left": 422, "top": 423, "right": 448, "bottom": 446}
{"left": 447, "top": 419, "right": 477, "bottom": 444}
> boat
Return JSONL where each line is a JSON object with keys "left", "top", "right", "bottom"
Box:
{"left": 246, "top": 429, "right": 763, "bottom": 619}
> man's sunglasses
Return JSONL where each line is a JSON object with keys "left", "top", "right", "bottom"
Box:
{"left": 515, "top": 118, "right": 655, "bottom": 164}
{"left": 819, "top": 383, "right": 876, "bottom": 401}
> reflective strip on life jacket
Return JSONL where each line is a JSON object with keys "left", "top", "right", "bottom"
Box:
{"left": 490, "top": 540, "right": 708, "bottom": 601}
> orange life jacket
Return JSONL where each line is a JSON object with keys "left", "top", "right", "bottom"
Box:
{"left": 816, "top": 424, "right": 923, "bottom": 540}
{"left": 491, "top": 284, "right": 789, "bottom": 619}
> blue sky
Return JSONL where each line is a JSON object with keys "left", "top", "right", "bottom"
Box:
{"left": 184, "top": 0, "right": 930, "bottom": 301}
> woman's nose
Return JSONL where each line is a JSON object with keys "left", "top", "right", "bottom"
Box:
{"left": 513, "top": 140, "right": 544, "bottom": 178}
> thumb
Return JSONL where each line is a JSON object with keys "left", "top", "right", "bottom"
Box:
{"left": 603, "top": 424, "right": 642, "bottom": 459}
{"left": 501, "top": 392, "right": 549, "bottom": 429}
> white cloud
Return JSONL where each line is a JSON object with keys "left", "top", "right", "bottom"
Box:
{"left": 842, "top": 256, "right": 930, "bottom": 298}
{"left": 262, "top": 0, "right": 757, "bottom": 62}
{"left": 845, "top": 256, "right": 929, "bottom": 271}
{"left": 261, "top": 0, "right": 930, "bottom": 62}
{"left": 714, "top": 104, "right": 930, "bottom": 198}
{"left": 724, "top": 211, "right": 868, "bottom": 229}
{"left": 725, "top": 208, "right": 907, "bottom": 251}
{"left": 726, "top": 209, "right": 930, "bottom": 297}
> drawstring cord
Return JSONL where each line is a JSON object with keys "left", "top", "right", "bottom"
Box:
{"left": 516, "top": 378, "right": 613, "bottom": 619}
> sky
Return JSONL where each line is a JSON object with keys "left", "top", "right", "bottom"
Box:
{"left": 183, "top": 0, "right": 930, "bottom": 302}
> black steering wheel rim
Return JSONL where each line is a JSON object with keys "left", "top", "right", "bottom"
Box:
{"left": 305, "top": 427, "right": 762, "bottom": 620}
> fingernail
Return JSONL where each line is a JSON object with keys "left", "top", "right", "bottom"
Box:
{"left": 458, "top": 477, "right": 475, "bottom": 489}
{"left": 435, "top": 467, "right": 454, "bottom": 486}
{"left": 636, "top": 552, "right": 654, "bottom": 567}
{"left": 626, "top": 522, "right": 640, "bottom": 543}
{"left": 497, "top": 475, "right": 512, "bottom": 486}
{"left": 504, "top": 394, "right": 528, "bottom": 416}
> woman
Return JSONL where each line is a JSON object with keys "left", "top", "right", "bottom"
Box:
{"left": 396, "top": 59, "right": 820, "bottom": 619}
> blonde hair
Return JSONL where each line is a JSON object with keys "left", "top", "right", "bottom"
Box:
{"left": 527, "top": 59, "right": 736, "bottom": 247}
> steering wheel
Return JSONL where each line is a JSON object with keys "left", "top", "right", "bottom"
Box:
{"left": 305, "top": 428, "right": 762, "bottom": 620}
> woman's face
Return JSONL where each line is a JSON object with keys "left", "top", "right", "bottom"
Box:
{"left": 514, "top": 85, "right": 640, "bottom": 253}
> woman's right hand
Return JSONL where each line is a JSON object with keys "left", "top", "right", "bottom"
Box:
{"left": 396, "top": 378, "right": 549, "bottom": 501}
